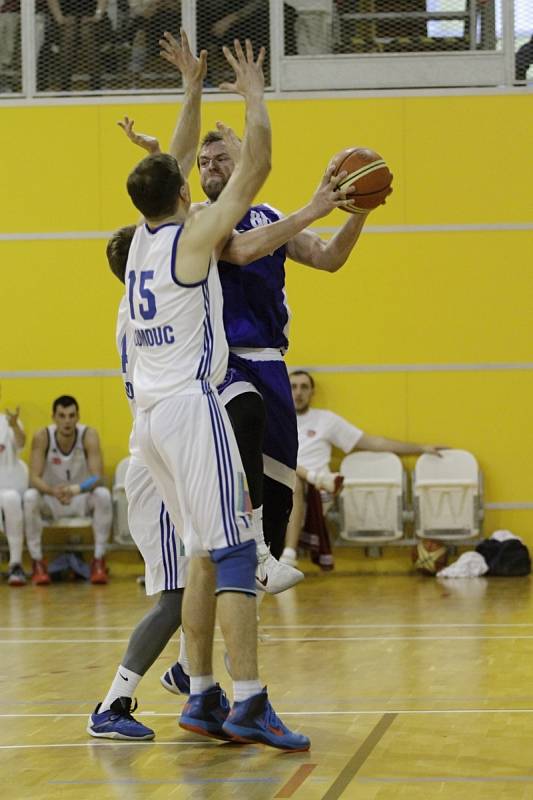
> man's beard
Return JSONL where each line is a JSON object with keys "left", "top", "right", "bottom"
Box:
{"left": 203, "top": 176, "right": 226, "bottom": 202}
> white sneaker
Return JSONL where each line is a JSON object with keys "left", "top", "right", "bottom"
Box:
{"left": 255, "top": 543, "right": 304, "bottom": 594}
{"left": 315, "top": 470, "right": 344, "bottom": 495}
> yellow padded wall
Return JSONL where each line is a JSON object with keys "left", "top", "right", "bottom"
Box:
{"left": 1, "top": 92, "right": 532, "bottom": 542}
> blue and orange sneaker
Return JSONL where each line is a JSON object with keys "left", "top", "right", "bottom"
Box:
{"left": 160, "top": 661, "right": 190, "bottom": 695}
{"left": 87, "top": 697, "right": 154, "bottom": 740}
{"left": 179, "top": 684, "right": 232, "bottom": 741}
{"left": 222, "top": 689, "right": 310, "bottom": 752}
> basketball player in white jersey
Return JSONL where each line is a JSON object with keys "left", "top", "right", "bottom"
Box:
{"left": 23, "top": 396, "right": 112, "bottom": 585}
{"left": 0, "top": 404, "right": 27, "bottom": 585}
{"left": 88, "top": 32, "right": 207, "bottom": 740}
{"left": 115, "top": 40, "right": 308, "bottom": 751}
{"left": 87, "top": 226, "right": 194, "bottom": 740}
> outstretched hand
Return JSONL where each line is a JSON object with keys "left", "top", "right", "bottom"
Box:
{"left": 117, "top": 116, "right": 161, "bottom": 155}
{"left": 422, "top": 446, "right": 449, "bottom": 458}
{"left": 159, "top": 28, "right": 207, "bottom": 89}
{"left": 219, "top": 38, "right": 265, "bottom": 99}
{"left": 309, "top": 160, "right": 360, "bottom": 219}
{"left": 215, "top": 121, "right": 241, "bottom": 164}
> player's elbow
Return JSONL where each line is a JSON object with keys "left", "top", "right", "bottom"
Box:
{"left": 312, "top": 248, "right": 344, "bottom": 273}
{"left": 227, "top": 245, "right": 252, "bottom": 266}
{"left": 323, "top": 258, "right": 344, "bottom": 273}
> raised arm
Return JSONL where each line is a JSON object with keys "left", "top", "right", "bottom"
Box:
{"left": 117, "top": 29, "right": 206, "bottom": 182}
{"left": 285, "top": 213, "right": 369, "bottom": 272}
{"left": 220, "top": 161, "right": 355, "bottom": 265}
{"left": 160, "top": 29, "right": 207, "bottom": 179}
{"left": 283, "top": 155, "right": 394, "bottom": 271}
{"left": 5, "top": 407, "right": 25, "bottom": 450}
{"left": 176, "top": 40, "right": 271, "bottom": 283}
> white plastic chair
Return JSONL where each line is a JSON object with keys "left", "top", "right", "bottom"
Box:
{"left": 338, "top": 452, "right": 406, "bottom": 543}
{"left": 112, "top": 457, "right": 132, "bottom": 545}
{"left": 413, "top": 449, "right": 483, "bottom": 541}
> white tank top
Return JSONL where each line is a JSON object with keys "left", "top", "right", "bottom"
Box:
{"left": 126, "top": 223, "right": 228, "bottom": 410}
{"left": 42, "top": 424, "right": 89, "bottom": 486}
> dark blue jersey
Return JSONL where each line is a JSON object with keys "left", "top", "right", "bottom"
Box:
{"left": 218, "top": 204, "right": 291, "bottom": 351}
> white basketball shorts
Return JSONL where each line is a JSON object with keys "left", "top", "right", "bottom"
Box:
{"left": 125, "top": 455, "right": 188, "bottom": 595}
{"left": 135, "top": 388, "right": 253, "bottom": 555}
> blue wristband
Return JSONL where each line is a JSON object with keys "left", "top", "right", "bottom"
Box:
{"left": 79, "top": 475, "right": 99, "bottom": 493}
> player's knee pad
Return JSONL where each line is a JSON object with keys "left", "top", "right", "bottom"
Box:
{"left": 210, "top": 539, "right": 257, "bottom": 597}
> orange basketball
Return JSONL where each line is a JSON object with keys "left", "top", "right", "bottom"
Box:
{"left": 412, "top": 539, "right": 449, "bottom": 575}
{"left": 333, "top": 147, "right": 393, "bottom": 213}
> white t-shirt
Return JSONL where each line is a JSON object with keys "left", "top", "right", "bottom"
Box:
{"left": 297, "top": 408, "right": 363, "bottom": 472}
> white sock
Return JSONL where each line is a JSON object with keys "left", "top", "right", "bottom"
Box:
{"left": 100, "top": 665, "right": 141, "bottom": 712}
{"left": 178, "top": 628, "right": 190, "bottom": 673}
{"left": 282, "top": 547, "right": 297, "bottom": 560}
{"left": 233, "top": 679, "right": 262, "bottom": 702}
{"left": 190, "top": 675, "right": 215, "bottom": 695}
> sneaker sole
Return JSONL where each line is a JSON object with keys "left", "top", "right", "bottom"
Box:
{"left": 255, "top": 571, "right": 304, "bottom": 595}
{"left": 7, "top": 580, "right": 26, "bottom": 587}
{"left": 222, "top": 723, "right": 310, "bottom": 752}
{"left": 179, "top": 719, "right": 233, "bottom": 742}
{"left": 160, "top": 675, "right": 181, "bottom": 696}
{"left": 86, "top": 724, "right": 154, "bottom": 741}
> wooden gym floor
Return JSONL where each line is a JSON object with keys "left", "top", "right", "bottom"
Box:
{"left": 2, "top": 554, "right": 533, "bottom": 800}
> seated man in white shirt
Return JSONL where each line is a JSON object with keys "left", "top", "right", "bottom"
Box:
{"left": 280, "top": 370, "right": 444, "bottom": 566}
{"left": 0, "top": 406, "right": 27, "bottom": 585}
{"left": 23, "top": 395, "right": 112, "bottom": 585}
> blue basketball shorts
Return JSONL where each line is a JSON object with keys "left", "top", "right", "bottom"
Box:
{"left": 217, "top": 352, "right": 297, "bottom": 490}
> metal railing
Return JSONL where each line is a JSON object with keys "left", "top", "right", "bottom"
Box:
{"left": 0, "top": 0, "right": 530, "bottom": 100}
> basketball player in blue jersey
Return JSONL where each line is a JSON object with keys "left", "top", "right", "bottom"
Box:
{"left": 105, "top": 39, "right": 309, "bottom": 751}
{"left": 119, "top": 65, "right": 365, "bottom": 591}
{"left": 119, "top": 34, "right": 378, "bottom": 581}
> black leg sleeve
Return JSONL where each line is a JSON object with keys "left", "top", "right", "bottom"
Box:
{"left": 225, "top": 392, "right": 266, "bottom": 509}
{"left": 262, "top": 476, "right": 293, "bottom": 559}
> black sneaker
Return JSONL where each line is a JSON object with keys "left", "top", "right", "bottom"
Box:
{"left": 7, "top": 564, "right": 27, "bottom": 586}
